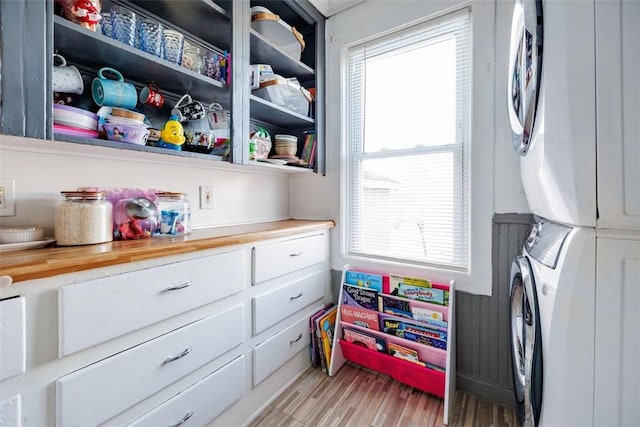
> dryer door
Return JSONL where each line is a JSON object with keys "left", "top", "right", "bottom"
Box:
{"left": 510, "top": 255, "right": 543, "bottom": 426}
{"left": 507, "top": 0, "right": 543, "bottom": 156}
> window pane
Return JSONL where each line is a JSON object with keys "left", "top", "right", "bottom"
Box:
{"left": 364, "top": 37, "right": 457, "bottom": 153}
{"left": 348, "top": 153, "right": 466, "bottom": 267}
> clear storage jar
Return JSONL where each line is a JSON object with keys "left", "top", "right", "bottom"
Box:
{"left": 55, "top": 191, "right": 113, "bottom": 245}
{"left": 155, "top": 192, "right": 191, "bottom": 236}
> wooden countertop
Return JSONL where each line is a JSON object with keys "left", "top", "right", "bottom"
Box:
{"left": 0, "top": 219, "right": 334, "bottom": 283}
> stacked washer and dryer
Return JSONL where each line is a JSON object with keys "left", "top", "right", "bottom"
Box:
{"left": 507, "top": 0, "right": 640, "bottom": 426}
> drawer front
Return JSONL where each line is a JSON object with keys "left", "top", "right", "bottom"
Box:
{"left": 0, "top": 296, "right": 25, "bottom": 381}
{"left": 56, "top": 305, "right": 244, "bottom": 427}
{"left": 253, "top": 233, "right": 328, "bottom": 285}
{"left": 253, "top": 315, "right": 310, "bottom": 386}
{"left": 59, "top": 249, "right": 245, "bottom": 356}
{"left": 127, "top": 355, "right": 246, "bottom": 427}
{"left": 253, "top": 267, "right": 325, "bottom": 334}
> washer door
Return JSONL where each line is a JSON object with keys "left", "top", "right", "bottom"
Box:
{"left": 507, "top": 0, "right": 543, "bottom": 156}
{"left": 510, "top": 255, "right": 543, "bottom": 426}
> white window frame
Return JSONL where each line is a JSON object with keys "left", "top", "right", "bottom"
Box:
{"left": 324, "top": 1, "right": 496, "bottom": 295}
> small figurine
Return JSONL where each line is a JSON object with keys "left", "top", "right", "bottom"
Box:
{"left": 60, "top": 0, "right": 102, "bottom": 32}
{"left": 157, "top": 115, "right": 186, "bottom": 150}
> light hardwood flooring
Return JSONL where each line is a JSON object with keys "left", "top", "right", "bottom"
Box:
{"left": 249, "top": 362, "right": 517, "bottom": 427}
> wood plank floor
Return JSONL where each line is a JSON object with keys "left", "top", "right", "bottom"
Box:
{"left": 249, "top": 363, "right": 517, "bottom": 427}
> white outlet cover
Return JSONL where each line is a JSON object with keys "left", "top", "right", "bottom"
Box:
{"left": 0, "top": 178, "right": 15, "bottom": 216}
{"left": 199, "top": 185, "right": 214, "bottom": 209}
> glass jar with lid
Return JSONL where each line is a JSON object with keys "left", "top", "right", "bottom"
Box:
{"left": 154, "top": 191, "right": 191, "bottom": 236}
{"left": 55, "top": 191, "right": 113, "bottom": 245}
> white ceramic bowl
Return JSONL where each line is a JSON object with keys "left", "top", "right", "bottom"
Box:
{"left": 0, "top": 226, "right": 45, "bottom": 244}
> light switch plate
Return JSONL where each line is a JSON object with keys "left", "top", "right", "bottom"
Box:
{"left": 0, "top": 178, "right": 16, "bottom": 216}
{"left": 199, "top": 185, "right": 214, "bottom": 209}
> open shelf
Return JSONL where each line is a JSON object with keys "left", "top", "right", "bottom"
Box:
{"left": 54, "top": 17, "right": 230, "bottom": 107}
{"left": 128, "top": 0, "right": 231, "bottom": 51}
{"left": 250, "top": 30, "right": 315, "bottom": 81}
{"left": 249, "top": 95, "right": 314, "bottom": 129}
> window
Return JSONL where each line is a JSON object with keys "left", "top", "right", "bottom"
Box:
{"left": 345, "top": 8, "right": 471, "bottom": 271}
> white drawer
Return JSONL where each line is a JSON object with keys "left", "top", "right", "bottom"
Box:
{"left": 56, "top": 305, "right": 244, "bottom": 427}
{"left": 0, "top": 296, "right": 25, "bottom": 381}
{"left": 253, "top": 315, "right": 310, "bottom": 386}
{"left": 253, "top": 267, "right": 325, "bottom": 334}
{"left": 59, "top": 249, "right": 245, "bottom": 356}
{"left": 252, "top": 233, "right": 328, "bottom": 285}
{"left": 127, "top": 355, "right": 246, "bottom": 427}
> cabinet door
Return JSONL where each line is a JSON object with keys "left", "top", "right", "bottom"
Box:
{"left": 0, "top": 296, "right": 25, "bottom": 381}
{"left": 56, "top": 305, "right": 244, "bottom": 427}
{"left": 59, "top": 249, "right": 245, "bottom": 356}
{"left": 594, "top": 237, "right": 640, "bottom": 426}
{"left": 127, "top": 355, "right": 246, "bottom": 427}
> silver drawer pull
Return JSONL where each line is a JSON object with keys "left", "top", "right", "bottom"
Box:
{"left": 162, "top": 281, "right": 193, "bottom": 293}
{"left": 289, "top": 292, "right": 303, "bottom": 300}
{"left": 162, "top": 346, "right": 193, "bottom": 365}
{"left": 169, "top": 410, "right": 194, "bottom": 427}
{"left": 289, "top": 333, "right": 303, "bottom": 344}
{"left": 289, "top": 252, "right": 303, "bottom": 257}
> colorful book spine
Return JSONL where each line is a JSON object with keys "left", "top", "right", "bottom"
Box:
{"left": 340, "top": 305, "right": 380, "bottom": 330}
{"left": 345, "top": 270, "right": 384, "bottom": 292}
{"left": 342, "top": 283, "right": 379, "bottom": 311}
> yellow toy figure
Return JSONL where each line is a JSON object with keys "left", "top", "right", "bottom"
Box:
{"left": 158, "top": 115, "right": 186, "bottom": 150}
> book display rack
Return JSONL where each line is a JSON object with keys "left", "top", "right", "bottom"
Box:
{"left": 328, "top": 266, "right": 456, "bottom": 425}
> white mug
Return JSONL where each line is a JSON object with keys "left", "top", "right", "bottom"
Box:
{"left": 207, "top": 103, "right": 230, "bottom": 130}
{"left": 52, "top": 54, "right": 84, "bottom": 94}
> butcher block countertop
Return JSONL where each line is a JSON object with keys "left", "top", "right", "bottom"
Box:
{"left": 0, "top": 219, "right": 334, "bottom": 283}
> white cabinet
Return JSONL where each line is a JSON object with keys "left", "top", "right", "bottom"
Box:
{"left": 56, "top": 305, "right": 244, "bottom": 427}
{"left": 128, "top": 355, "right": 246, "bottom": 427}
{"left": 594, "top": 234, "right": 640, "bottom": 426}
{"left": 0, "top": 296, "right": 25, "bottom": 381}
{"left": 59, "top": 249, "right": 245, "bottom": 356}
{"left": 596, "top": 0, "right": 640, "bottom": 230}
{"left": 0, "top": 225, "right": 333, "bottom": 427}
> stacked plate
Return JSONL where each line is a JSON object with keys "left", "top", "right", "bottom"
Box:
{"left": 53, "top": 104, "right": 100, "bottom": 138}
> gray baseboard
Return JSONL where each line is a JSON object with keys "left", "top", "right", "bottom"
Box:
{"left": 456, "top": 373, "right": 516, "bottom": 407}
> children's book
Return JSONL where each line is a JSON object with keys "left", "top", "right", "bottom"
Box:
{"left": 342, "top": 283, "right": 378, "bottom": 311}
{"left": 379, "top": 294, "right": 412, "bottom": 319}
{"left": 340, "top": 305, "right": 380, "bottom": 330}
{"left": 388, "top": 342, "right": 425, "bottom": 367}
{"left": 343, "top": 327, "right": 387, "bottom": 353}
{"left": 316, "top": 305, "right": 338, "bottom": 372}
{"left": 309, "top": 307, "right": 328, "bottom": 368}
{"left": 386, "top": 274, "right": 450, "bottom": 306}
{"left": 344, "top": 270, "right": 384, "bottom": 292}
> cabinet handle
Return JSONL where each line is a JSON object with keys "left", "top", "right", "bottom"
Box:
{"left": 289, "top": 292, "right": 303, "bottom": 300}
{"left": 162, "top": 346, "right": 193, "bottom": 365}
{"left": 289, "top": 333, "right": 303, "bottom": 344}
{"left": 169, "top": 410, "right": 194, "bottom": 427}
{"left": 161, "top": 281, "right": 193, "bottom": 293}
{"left": 289, "top": 252, "right": 303, "bottom": 257}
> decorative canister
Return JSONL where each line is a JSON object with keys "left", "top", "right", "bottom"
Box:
{"left": 155, "top": 191, "right": 191, "bottom": 236}
{"left": 55, "top": 191, "right": 113, "bottom": 245}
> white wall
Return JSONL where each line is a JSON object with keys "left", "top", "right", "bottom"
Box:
{"left": 291, "top": 0, "right": 530, "bottom": 295}
{"left": 0, "top": 135, "right": 291, "bottom": 234}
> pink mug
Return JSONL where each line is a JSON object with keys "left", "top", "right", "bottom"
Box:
{"left": 139, "top": 82, "right": 165, "bottom": 108}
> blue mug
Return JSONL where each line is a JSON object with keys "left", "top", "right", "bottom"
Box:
{"left": 92, "top": 67, "right": 137, "bottom": 109}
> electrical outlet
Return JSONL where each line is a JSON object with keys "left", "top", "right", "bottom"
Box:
{"left": 0, "top": 178, "right": 16, "bottom": 216}
{"left": 199, "top": 185, "right": 214, "bottom": 209}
